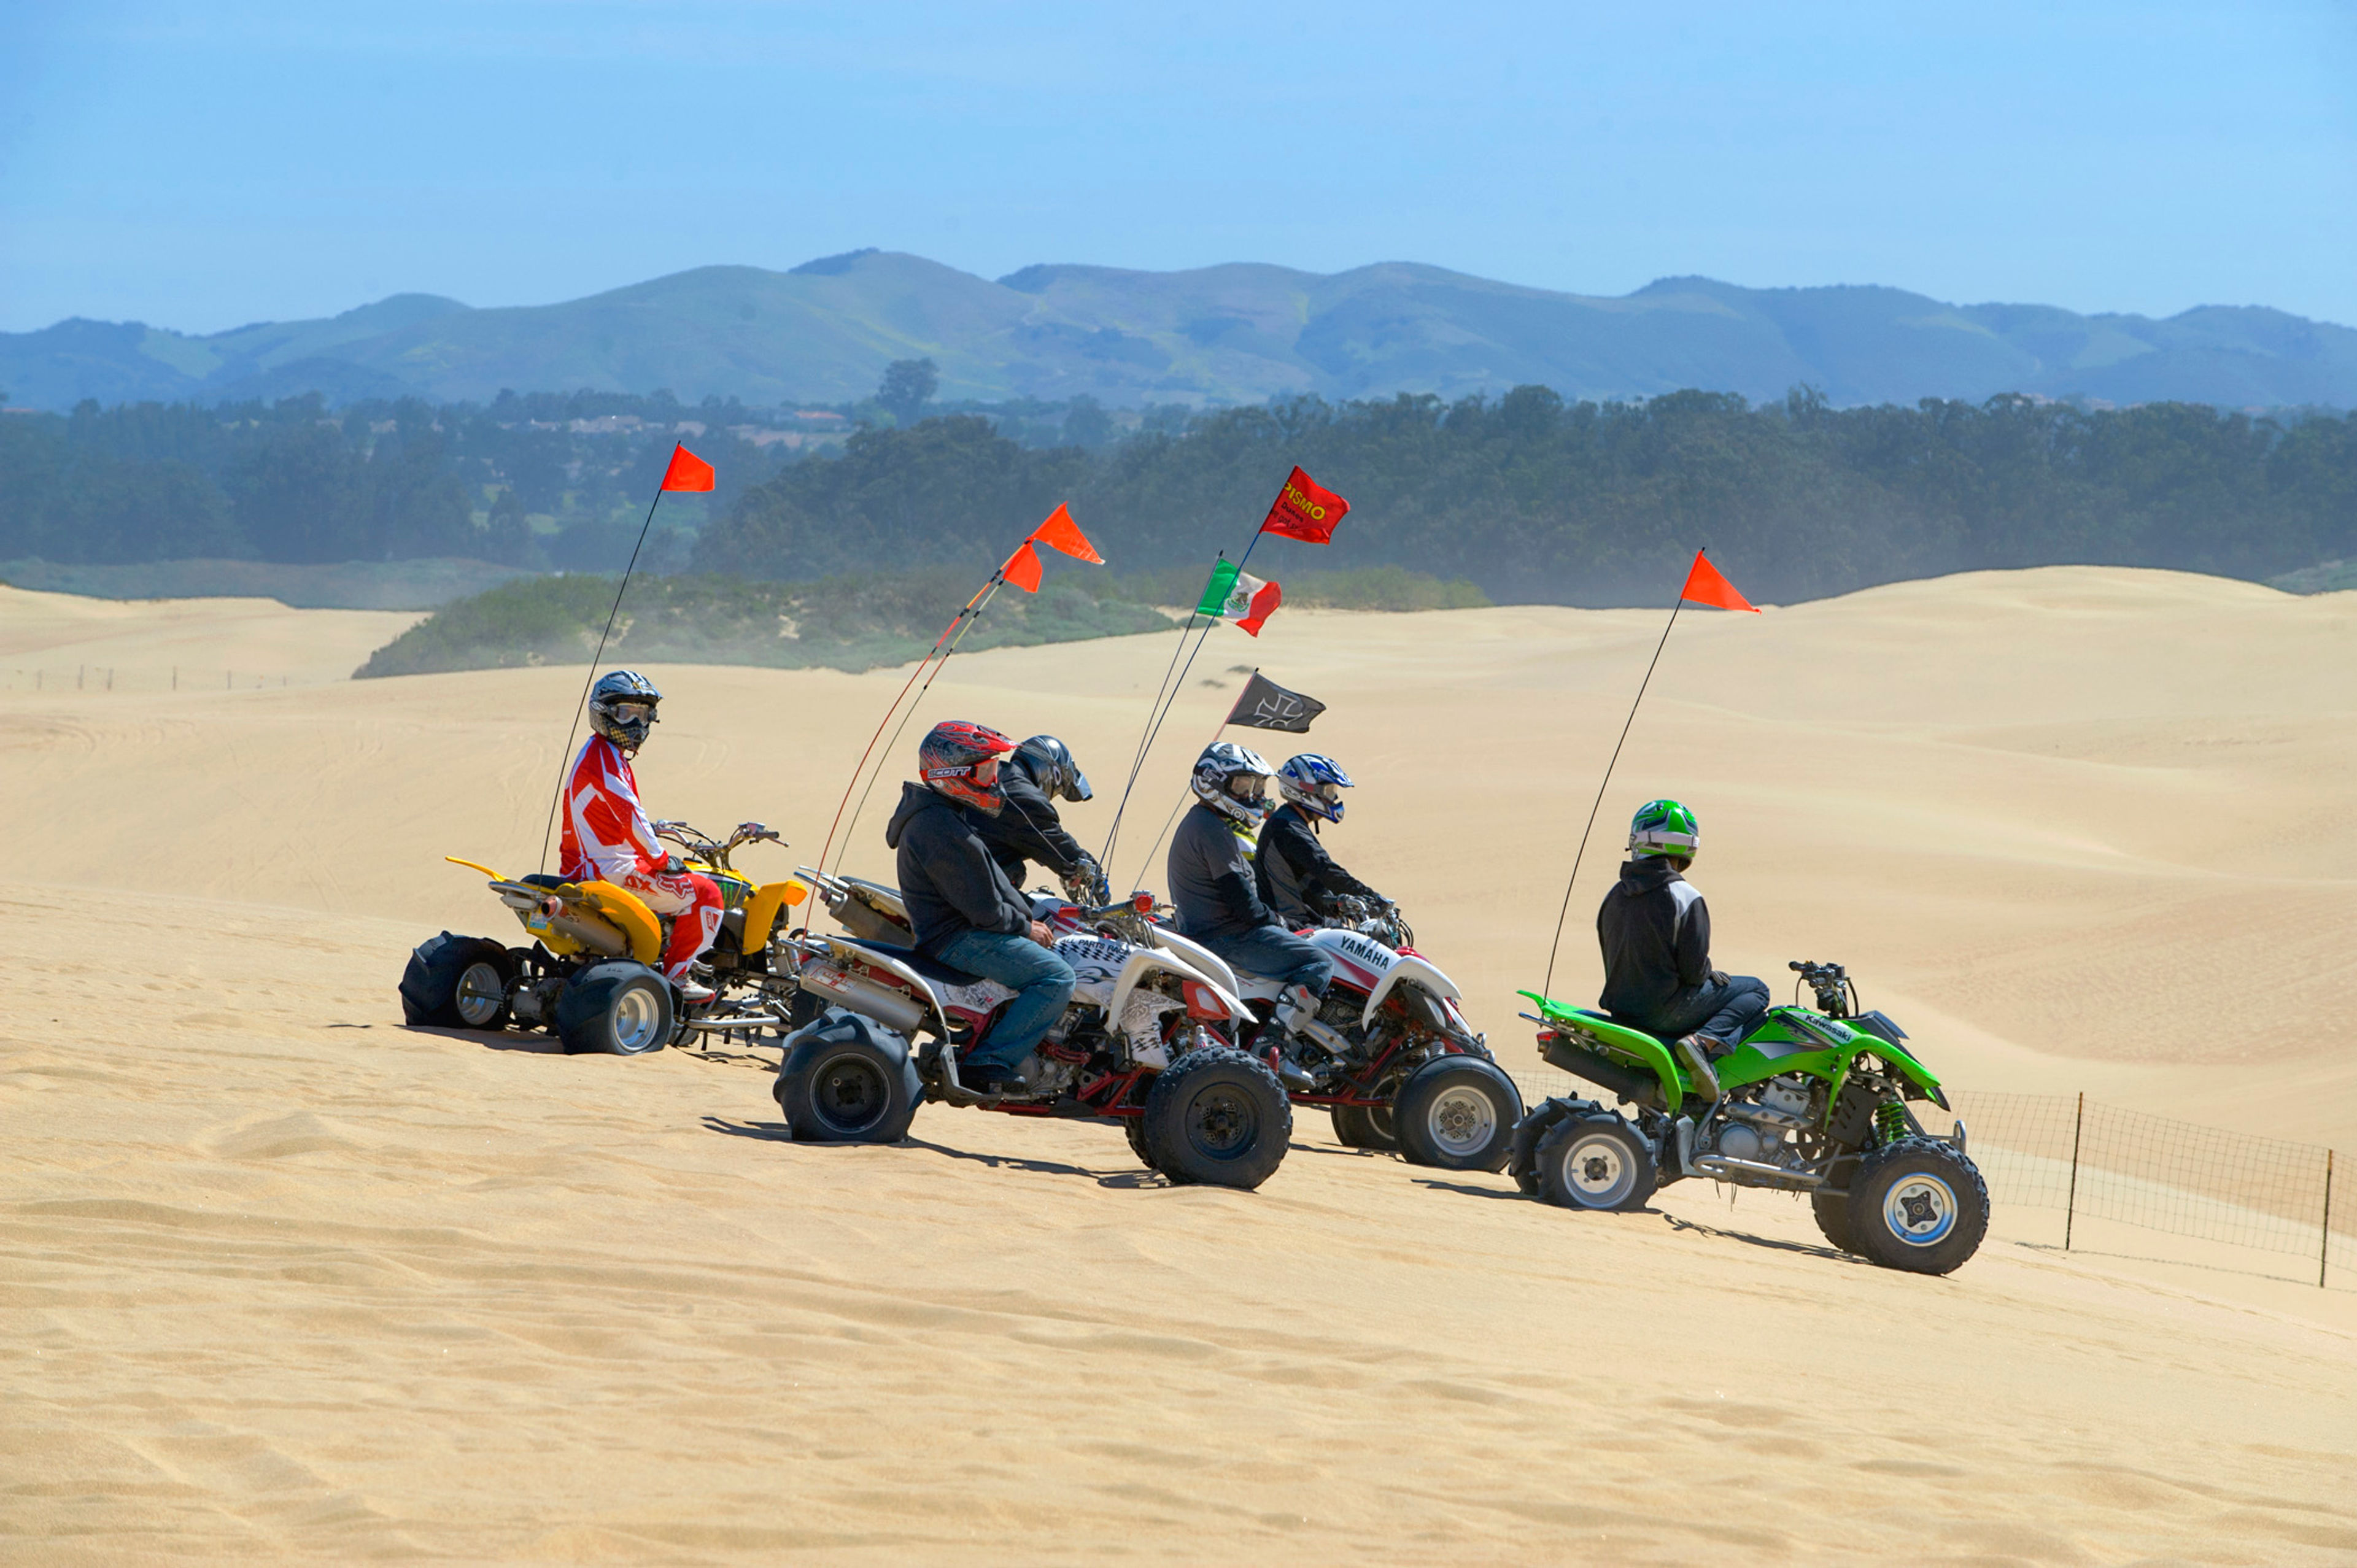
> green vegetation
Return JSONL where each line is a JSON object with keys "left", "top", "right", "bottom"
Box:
{"left": 2269, "top": 559, "right": 2357, "bottom": 593}
{"left": 701, "top": 391, "right": 2357, "bottom": 606}
{"left": 354, "top": 570, "right": 1174, "bottom": 678}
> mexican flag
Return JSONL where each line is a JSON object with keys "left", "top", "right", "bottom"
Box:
{"left": 1195, "top": 558, "right": 1283, "bottom": 636}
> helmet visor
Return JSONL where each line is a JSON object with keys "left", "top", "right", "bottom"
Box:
{"left": 606, "top": 699, "right": 657, "bottom": 726}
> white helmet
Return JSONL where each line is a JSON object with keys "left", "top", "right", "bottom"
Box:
{"left": 1191, "top": 741, "right": 1275, "bottom": 827}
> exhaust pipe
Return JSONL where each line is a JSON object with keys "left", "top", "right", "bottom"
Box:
{"left": 1538, "top": 1036, "right": 1663, "bottom": 1110}
{"left": 546, "top": 911, "right": 626, "bottom": 957}
{"left": 796, "top": 960, "right": 929, "bottom": 1036}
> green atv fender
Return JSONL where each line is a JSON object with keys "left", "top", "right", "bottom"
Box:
{"left": 1517, "top": 991, "right": 1949, "bottom": 1115}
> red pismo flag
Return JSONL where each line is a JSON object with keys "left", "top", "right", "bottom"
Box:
{"left": 1196, "top": 557, "right": 1282, "bottom": 636}
{"left": 1259, "top": 466, "right": 1349, "bottom": 544}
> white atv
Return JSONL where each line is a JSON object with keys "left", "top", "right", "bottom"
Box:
{"left": 770, "top": 873, "right": 1290, "bottom": 1189}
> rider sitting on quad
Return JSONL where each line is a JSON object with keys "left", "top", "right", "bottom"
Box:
{"left": 885, "top": 721, "right": 1077, "bottom": 1096}
{"left": 1255, "top": 752, "right": 1384, "bottom": 929}
{"left": 970, "top": 735, "right": 1106, "bottom": 902}
{"left": 1596, "top": 798, "right": 1769, "bottom": 1100}
{"left": 560, "top": 670, "right": 724, "bottom": 1003}
{"left": 1169, "top": 742, "right": 1334, "bottom": 1044}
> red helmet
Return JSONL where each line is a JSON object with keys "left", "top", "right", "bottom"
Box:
{"left": 919, "top": 720, "right": 1016, "bottom": 813}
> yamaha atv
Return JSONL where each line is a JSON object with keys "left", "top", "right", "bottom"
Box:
{"left": 772, "top": 871, "right": 1288, "bottom": 1189}
{"left": 1510, "top": 960, "right": 1989, "bottom": 1274}
{"left": 400, "top": 819, "right": 805, "bottom": 1056}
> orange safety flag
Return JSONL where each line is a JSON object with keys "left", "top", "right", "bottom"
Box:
{"left": 1679, "top": 550, "right": 1758, "bottom": 612}
{"left": 1001, "top": 541, "right": 1044, "bottom": 592}
{"left": 1028, "top": 503, "right": 1102, "bottom": 563}
{"left": 660, "top": 444, "right": 716, "bottom": 492}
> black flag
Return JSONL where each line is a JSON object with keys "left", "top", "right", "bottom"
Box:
{"left": 1225, "top": 670, "right": 1325, "bottom": 733}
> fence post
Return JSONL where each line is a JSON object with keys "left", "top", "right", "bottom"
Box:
{"left": 2065, "top": 1091, "right": 2085, "bottom": 1251}
{"left": 2324, "top": 1149, "right": 2336, "bottom": 1290}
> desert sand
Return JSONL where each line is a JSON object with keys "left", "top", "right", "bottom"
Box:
{"left": 3, "top": 568, "right": 2353, "bottom": 1564}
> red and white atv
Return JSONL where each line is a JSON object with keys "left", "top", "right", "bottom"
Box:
{"left": 1161, "top": 898, "right": 1523, "bottom": 1172}
{"left": 770, "top": 873, "right": 1291, "bottom": 1189}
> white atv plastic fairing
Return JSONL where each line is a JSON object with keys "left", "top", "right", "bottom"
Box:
{"left": 1306, "top": 927, "right": 1403, "bottom": 993}
{"left": 1358, "top": 953, "right": 1463, "bottom": 1033}
{"left": 1144, "top": 925, "right": 1242, "bottom": 998}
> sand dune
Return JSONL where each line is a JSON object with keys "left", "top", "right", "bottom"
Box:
{"left": 3, "top": 569, "right": 2353, "bottom": 1563}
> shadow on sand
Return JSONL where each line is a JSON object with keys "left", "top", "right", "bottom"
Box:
{"left": 695, "top": 1119, "right": 1165, "bottom": 1189}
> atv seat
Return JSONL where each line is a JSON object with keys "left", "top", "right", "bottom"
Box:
{"left": 522, "top": 873, "right": 568, "bottom": 890}
{"left": 842, "top": 935, "right": 980, "bottom": 987}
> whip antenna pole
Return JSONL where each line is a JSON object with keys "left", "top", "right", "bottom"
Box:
{"left": 1539, "top": 583, "right": 1690, "bottom": 1000}
{"left": 816, "top": 571, "right": 1002, "bottom": 873}
{"left": 538, "top": 465, "right": 679, "bottom": 875}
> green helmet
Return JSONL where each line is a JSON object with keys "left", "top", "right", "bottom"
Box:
{"left": 1628, "top": 798, "right": 1699, "bottom": 860}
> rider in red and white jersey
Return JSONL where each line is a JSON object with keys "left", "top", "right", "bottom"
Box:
{"left": 559, "top": 670, "right": 721, "bottom": 998}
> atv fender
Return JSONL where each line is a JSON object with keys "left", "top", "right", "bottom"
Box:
{"left": 1362, "top": 955, "right": 1460, "bottom": 1033}
{"left": 1519, "top": 991, "right": 1683, "bottom": 1107}
{"left": 1146, "top": 927, "right": 1241, "bottom": 998}
{"left": 740, "top": 879, "right": 807, "bottom": 956}
{"left": 1109, "top": 949, "right": 1245, "bottom": 1029}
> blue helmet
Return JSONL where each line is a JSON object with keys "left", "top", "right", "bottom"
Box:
{"left": 1277, "top": 753, "right": 1353, "bottom": 823}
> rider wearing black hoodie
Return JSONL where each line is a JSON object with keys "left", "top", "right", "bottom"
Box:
{"left": 1595, "top": 798, "right": 1768, "bottom": 1098}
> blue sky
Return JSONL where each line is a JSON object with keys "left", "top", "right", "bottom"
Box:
{"left": 3, "top": 1, "right": 2352, "bottom": 334}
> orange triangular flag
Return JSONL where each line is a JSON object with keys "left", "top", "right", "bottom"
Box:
{"left": 1679, "top": 550, "right": 1757, "bottom": 612}
{"left": 1028, "top": 503, "right": 1102, "bottom": 563}
{"left": 660, "top": 443, "right": 715, "bottom": 492}
{"left": 1000, "top": 542, "right": 1043, "bottom": 592}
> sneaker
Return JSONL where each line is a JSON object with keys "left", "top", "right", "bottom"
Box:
{"left": 677, "top": 979, "right": 718, "bottom": 1006}
{"left": 1676, "top": 1035, "right": 1723, "bottom": 1100}
{"left": 960, "top": 1056, "right": 1032, "bottom": 1096}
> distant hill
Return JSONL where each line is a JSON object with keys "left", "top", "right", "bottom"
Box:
{"left": 7, "top": 250, "right": 2355, "bottom": 412}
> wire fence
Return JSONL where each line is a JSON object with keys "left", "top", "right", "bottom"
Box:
{"left": 1, "top": 666, "right": 311, "bottom": 693}
{"left": 1511, "top": 1060, "right": 2343, "bottom": 1286}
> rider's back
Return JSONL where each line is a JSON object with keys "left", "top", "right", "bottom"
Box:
{"left": 1168, "top": 801, "right": 1269, "bottom": 941}
{"left": 886, "top": 782, "right": 1032, "bottom": 958}
{"left": 1596, "top": 857, "right": 1711, "bottom": 1021}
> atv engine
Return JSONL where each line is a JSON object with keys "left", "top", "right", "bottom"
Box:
{"left": 1707, "top": 1074, "right": 1818, "bottom": 1167}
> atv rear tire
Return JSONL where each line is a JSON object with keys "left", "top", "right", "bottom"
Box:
{"left": 1533, "top": 1113, "right": 1658, "bottom": 1212}
{"left": 1846, "top": 1136, "right": 1989, "bottom": 1274}
{"left": 1811, "top": 1190, "right": 1863, "bottom": 1254}
{"left": 555, "top": 962, "right": 673, "bottom": 1056}
{"left": 400, "top": 933, "right": 514, "bottom": 1030}
{"left": 774, "top": 1012, "right": 921, "bottom": 1143}
{"left": 1143, "top": 1047, "right": 1291, "bottom": 1191}
{"left": 1331, "top": 1102, "right": 1396, "bottom": 1151}
{"left": 1394, "top": 1056, "right": 1522, "bottom": 1172}
{"left": 1123, "top": 1117, "right": 1158, "bottom": 1172}
{"left": 1508, "top": 1098, "right": 1587, "bottom": 1195}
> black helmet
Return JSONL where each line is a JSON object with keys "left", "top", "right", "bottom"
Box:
{"left": 1015, "top": 735, "right": 1092, "bottom": 802}
{"left": 588, "top": 670, "right": 662, "bottom": 750}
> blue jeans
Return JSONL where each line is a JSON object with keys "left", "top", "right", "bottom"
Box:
{"left": 1198, "top": 925, "right": 1334, "bottom": 997}
{"left": 934, "top": 930, "right": 1077, "bottom": 1072}
{"left": 1636, "top": 975, "right": 1771, "bottom": 1052}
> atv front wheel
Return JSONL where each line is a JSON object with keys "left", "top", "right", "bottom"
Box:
{"left": 1845, "top": 1137, "right": 1989, "bottom": 1274}
{"left": 1534, "top": 1114, "right": 1658, "bottom": 1212}
{"left": 1394, "top": 1056, "right": 1522, "bottom": 1172}
{"left": 555, "top": 962, "right": 674, "bottom": 1056}
{"left": 1811, "top": 1190, "right": 1862, "bottom": 1255}
{"left": 774, "top": 1012, "right": 921, "bottom": 1143}
{"left": 1143, "top": 1047, "right": 1291, "bottom": 1191}
{"left": 1330, "top": 1102, "right": 1396, "bottom": 1151}
{"left": 400, "top": 933, "right": 515, "bottom": 1030}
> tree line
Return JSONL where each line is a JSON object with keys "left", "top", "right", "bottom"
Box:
{"left": 4, "top": 380, "right": 2352, "bottom": 604}
{"left": 697, "top": 388, "right": 2357, "bottom": 604}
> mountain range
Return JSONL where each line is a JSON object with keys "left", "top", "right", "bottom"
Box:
{"left": 6, "top": 249, "right": 2354, "bottom": 413}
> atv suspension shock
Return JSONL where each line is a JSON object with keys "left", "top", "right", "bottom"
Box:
{"left": 1874, "top": 1100, "right": 1908, "bottom": 1145}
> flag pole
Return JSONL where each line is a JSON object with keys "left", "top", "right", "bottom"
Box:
{"left": 828, "top": 571, "right": 1013, "bottom": 874}
{"left": 538, "top": 448, "right": 686, "bottom": 875}
{"left": 815, "top": 568, "right": 1005, "bottom": 873}
{"left": 1538, "top": 568, "right": 1697, "bottom": 1001}
{"left": 1102, "top": 527, "right": 1272, "bottom": 865}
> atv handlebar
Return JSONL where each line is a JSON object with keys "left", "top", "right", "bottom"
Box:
{"left": 1789, "top": 959, "right": 1859, "bottom": 1019}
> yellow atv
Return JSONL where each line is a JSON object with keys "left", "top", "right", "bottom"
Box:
{"left": 400, "top": 820, "right": 807, "bottom": 1056}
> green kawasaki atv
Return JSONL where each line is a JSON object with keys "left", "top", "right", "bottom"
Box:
{"left": 1511, "top": 960, "right": 1989, "bottom": 1274}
